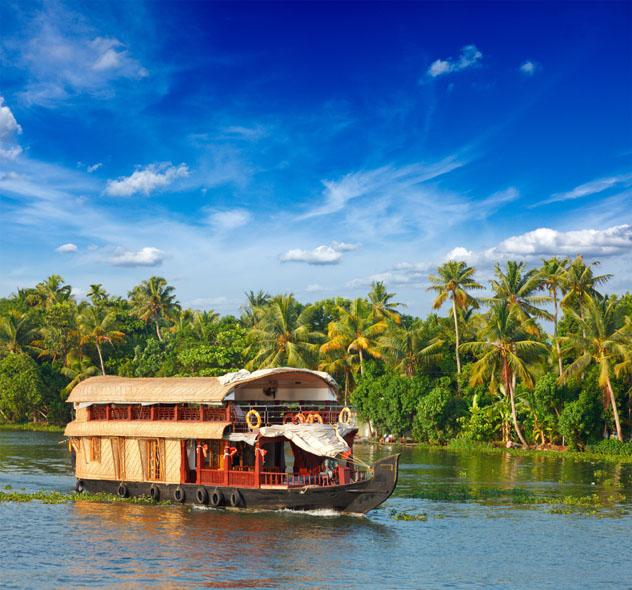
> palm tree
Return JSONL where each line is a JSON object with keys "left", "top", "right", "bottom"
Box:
{"left": 561, "top": 256, "right": 611, "bottom": 313}
{"left": 246, "top": 294, "right": 321, "bottom": 368}
{"left": 241, "top": 290, "right": 271, "bottom": 328}
{"left": 489, "top": 261, "right": 552, "bottom": 329}
{"left": 319, "top": 348, "right": 358, "bottom": 405}
{"left": 129, "top": 276, "right": 180, "bottom": 341}
{"left": 559, "top": 297, "right": 630, "bottom": 441}
{"left": 320, "top": 298, "right": 387, "bottom": 376}
{"left": 0, "top": 311, "right": 40, "bottom": 356}
{"left": 461, "top": 302, "right": 549, "bottom": 448}
{"left": 428, "top": 261, "right": 483, "bottom": 374}
{"left": 379, "top": 321, "right": 444, "bottom": 377}
{"left": 368, "top": 281, "right": 403, "bottom": 323}
{"left": 537, "top": 257, "right": 569, "bottom": 375}
{"left": 78, "top": 307, "right": 125, "bottom": 375}
{"left": 34, "top": 275, "right": 72, "bottom": 308}
{"left": 61, "top": 351, "right": 99, "bottom": 393}
{"left": 87, "top": 284, "right": 109, "bottom": 305}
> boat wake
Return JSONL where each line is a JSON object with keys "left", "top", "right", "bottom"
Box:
{"left": 191, "top": 505, "right": 364, "bottom": 517}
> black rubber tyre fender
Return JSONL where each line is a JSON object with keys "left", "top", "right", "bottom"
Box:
{"left": 229, "top": 490, "right": 243, "bottom": 508}
{"left": 209, "top": 488, "right": 224, "bottom": 507}
{"left": 195, "top": 487, "right": 209, "bottom": 505}
{"left": 149, "top": 484, "right": 160, "bottom": 502}
{"left": 173, "top": 486, "right": 185, "bottom": 503}
{"left": 75, "top": 479, "right": 85, "bottom": 494}
{"left": 117, "top": 483, "right": 129, "bottom": 498}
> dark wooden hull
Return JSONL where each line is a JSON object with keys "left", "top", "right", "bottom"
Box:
{"left": 76, "top": 454, "right": 399, "bottom": 514}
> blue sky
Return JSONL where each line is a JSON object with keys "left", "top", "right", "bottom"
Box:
{"left": 0, "top": 1, "right": 631, "bottom": 315}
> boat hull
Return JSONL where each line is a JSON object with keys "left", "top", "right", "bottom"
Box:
{"left": 75, "top": 454, "right": 399, "bottom": 514}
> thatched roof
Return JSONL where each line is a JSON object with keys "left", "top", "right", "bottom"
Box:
{"left": 64, "top": 420, "right": 230, "bottom": 440}
{"left": 66, "top": 368, "right": 338, "bottom": 405}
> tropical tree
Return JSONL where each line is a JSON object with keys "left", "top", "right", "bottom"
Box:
{"left": 559, "top": 297, "right": 630, "bottom": 441}
{"left": 240, "top": 289, "right": 271, "bottom": 328}
{"left": 319, "top": 348, "right": 358, "bottom": 405}
{"left": 461, "top": 302, "right": 549, "bottom": 447}
{"left": 561, "top": 256, "right": 611, "bottom": 314}
{"left": 368, "top": 281, "right": 403, "bottom": 323}
{"left": 34, "top": 275, "right": 73, "bottom": 309}
{"left": 61, "top": 352, "right": 99, "bottom": 393}
{"left": 428, "top": 261, "right": 483, "bottom": 374}
{"left": 246, "top": 294, "right": 321, "bottom": 368}
{"left": 129, "top": 276, "right": 180, "bottom": 341}
{"left": 379, "top": 321, "right": 444, "bottom": 377}
{"left": 320, "top": 298, "right": 387, "bottom": 377}
{"left": 87, "top": 284, "right": 109, "bottom": 306}
{"left": 537, "top": 257, "right": 569, "bottom": 375}
{"left": 77, "top": 306, "right": 125, "bottom": 375}
{"left": 0, "top": 310, "right": 40, "bottom": 356}
{"left": 488, "top": 261, "right": 552, "bottom": 330}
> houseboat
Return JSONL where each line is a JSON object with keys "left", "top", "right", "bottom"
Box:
{"left": 64, "top": 368, "right": 399, "bottom": 513}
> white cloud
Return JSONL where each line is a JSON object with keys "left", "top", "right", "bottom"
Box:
{"left": 519, "top": 60, "right": 539, "bottom": 76}
{"left": 446, "top": 225, "right": 632, "bottom": 264}
{"left": 280, "top": 241, "right": 360, "bottom": 265}
{"left": 208, "top": 209, "right": 251, "bottom": 230}
{"left": 188, "top": 296, "right": 229, "bottom": 309}
{"left": 87, "top": 162, "right": 103, "bottom": 173}
{"left": 221, "top": 125, "right": 269, "bottom": 141}
{"left": 56, "top": 242, "right": 78, "bottom": 254}
{"left": 347, "top": 261, "right": 430, "bottom": 288}
{"left": 105, "top": 163, "right": 189, "bottom": 197}
{"left": 0, "top": 97, "right": 23, "bottom": 160}
{"left": 427, "top": 45, "right": 483, "bottom": 78}
{"left": 281, "top": 245, "right": 343, "bottom": 265}
{"left": 305, "top": 284, "right": 325, "bottom": 293}
{"left": 537, "top": 173, "right": 632, "bottom": 206}
{"left": 108, "top": 246, "right": 165, "bottom": 267}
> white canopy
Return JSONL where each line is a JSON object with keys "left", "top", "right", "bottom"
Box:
{"left": 226, "top": 423, "right": 354, "bottom": 458}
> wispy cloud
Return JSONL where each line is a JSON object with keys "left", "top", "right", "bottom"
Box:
{"left": 105, "top": 163, "right": 189, "bottom": 197}
{"left": 108, "top": 246, "right": 165, "bottom": 267}
{"left": 519, "top": 60, "right": 540, "bottom": 76}
{"left": 427, "top": 45, "right": 483, "bottom": 78}
{"left": 56, "top": 243, "right": 78, "bottom": 254}
{"left": 535, "top": 173, "right": 632, "bottom": 206}
{"left": 207, "top": 209, "right": 251, "bottom": 231}
{"left": 347, "top": 261, "right": 430, "bottom": 288}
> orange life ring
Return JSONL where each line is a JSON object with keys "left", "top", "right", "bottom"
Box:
{"left": 283, "top": 412, "right": 296, "bottom": 424}
{"left": 338, "top": 407, "right": 352, "bottom": 425}
{"left": 295, "top": 412, "right": 306, "bottom": 424}
{"left": 246, "top": 409, "right": 262, "bottom": 430}
{"left": 307, "top": 413, "right": 324, "bottom": 424}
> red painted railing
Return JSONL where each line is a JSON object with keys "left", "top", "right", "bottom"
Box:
{"left": 88, "top": 404, "right": 229, "bottom": 422}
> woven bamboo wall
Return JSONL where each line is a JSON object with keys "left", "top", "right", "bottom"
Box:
{"left": 125, "top": 439, "right": 144, "bottom": 481}
{"left": 165, "top": 439, "right": 181, "bottom": 483}
{"left": 75, "top": 437, "right": 115, "bottom": 480}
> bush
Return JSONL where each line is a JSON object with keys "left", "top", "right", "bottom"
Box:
{"left": 412, "top": 378, "right": 464, "bottom": 444}
{"left": 558, "top": 389, "right": 603, "bottom": 450}
{"left": 587, "top": 439, "right": 632, "bottom": 456}
{"left": 0, "top": 354, "right": 44, "bottom": 422}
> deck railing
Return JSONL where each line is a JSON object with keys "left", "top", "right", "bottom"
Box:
{"left": 231, "top": 404, "right": 354, "bottom": 431}
{"left": 88, "top": 404, "right": 229, "bottom": 422}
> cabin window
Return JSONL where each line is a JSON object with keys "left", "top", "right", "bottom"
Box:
{"left": 89, "top": 437, "right": 101, "bottom": 463}
{"left": 146, "top": 439, "right": 164, "bottom": 481}
{"left": 201, "top": 439, "right": 223, "bottom": 470}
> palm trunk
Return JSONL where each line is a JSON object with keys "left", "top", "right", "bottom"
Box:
{"left": 155, "top": 320, "right": 163, "bottom": 342}
{"left": 344, "top": 369, "right": 350, "bottom": 406}
{"left": 605, "top": 375, "right": 623, "bottom": 441}
{"left": 452, "top": 299, "right": 461, "bottom": 374}
{"left": 359, "top": 348, "right": 364, "bottom": 376}
{"left": 96, "top": 343, "right": 106, "bottom": 375}
{"left": 505, "top": 360, "right": 528, "bottom": 448}
{"left": 553, "top": 291, "right": 563, "bottom": 376}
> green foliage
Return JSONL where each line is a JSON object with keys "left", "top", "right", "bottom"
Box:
{"left": 558, "top": 389, "right": 603, "bottom": 450}
{"left": 587, "top": 439, "right": 632, "bottom": 457}
{"left": 412, "top": 377, "right": 465, "bottom": 444}
{"left": 0, "top": 354, "right": 44, "bottom": 422}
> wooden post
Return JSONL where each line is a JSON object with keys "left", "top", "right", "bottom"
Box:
{"left": 199, "top": 404, "right": 204, "bottom": 422}
{"left": 196, "top": 442, "right": 202, "bottom": 485}
{"left": 174, "top": 404, "right": 179, "bottom": 421}
{"left": 180, "top": 441, "right": 187, "bottom": 484}
{"left": 150, "top": 405, "right": 155, "bottom": 421}
{"left": 223, "top": 441, "right": 230, "bottom": 486}
{"left": 254, "top": 441, "right": 261, "bottom": 488}
{"left": 225, "top": 403, "right": 231, "bottom": 422}
{"left": 105, "top": 404, "right": 111, "bottom": 421}
{"left": 127, "top": 405, "right": 132, "bottom": 421}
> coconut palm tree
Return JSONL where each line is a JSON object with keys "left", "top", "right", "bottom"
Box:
{"left": 488, "top": 261, "right": 552, "bottom": 329}
{"left": 0, "top": 311, "right": 40, "bottom": 356}
{"left": 379, "top": 321, "right": 444, "bottom": 377}
{"left": 61, "top": 351, "right": 99, "bottom": 393}
{"left": 428, "top": 261, "right": 483, "bottom": 374}
{"left": 367, "top": 281, "right": 403, "bottom": 323}
{"left": 77, "top": 306, "right": 125, "bottom": 375}
{"left": 34, "top": 275, "right": 73, "bottom": 309}
{"left": 559, "top": 297, "right": 630, "bottom": 441}
{"left": 129, "top": 276, "right": 180, "bottom": 341}
{"left": 537, "top": 257, "right": 570, "bottom": 375}
{"left": 319, "top": 348, "right": 358, "bottom": 405}
{"left": 87, "top": 284, "right": 109, "bottom": 305}
{"left": 246, "top": 294, "right": 321, "bottom": 369}
{"left": 240, "top": 290, "right": 271, "bottom": 328}
{"left": 561, "top": 256, "right": 611, "bottom": 313}
{"left": 320, "top": 298, "right": 387, "bottom": 376}
{"left": 461, "top": 302, "right": 549, "bottom": 448}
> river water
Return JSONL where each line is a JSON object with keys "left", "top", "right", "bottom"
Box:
{"left": 1, "top": 431, "right": 631, "bottom": 589}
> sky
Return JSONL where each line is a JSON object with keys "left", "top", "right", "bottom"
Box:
{"left": 0, "top": 1, "right": 631, "bottom": 316}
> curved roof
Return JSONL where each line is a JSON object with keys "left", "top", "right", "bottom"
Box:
{"left": 66, "top": 368, "right": 338, "bottom": 404}
{"left": 64, "top": 420, "right": 230, "bottom": 440}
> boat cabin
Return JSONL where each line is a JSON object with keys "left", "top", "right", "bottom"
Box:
{"left": 64, "top": 368, "right": 366, "bottom": 502}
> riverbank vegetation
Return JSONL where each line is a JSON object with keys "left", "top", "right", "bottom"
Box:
{"left": 0, "top": 255, "right": 631, "bottom": 454}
